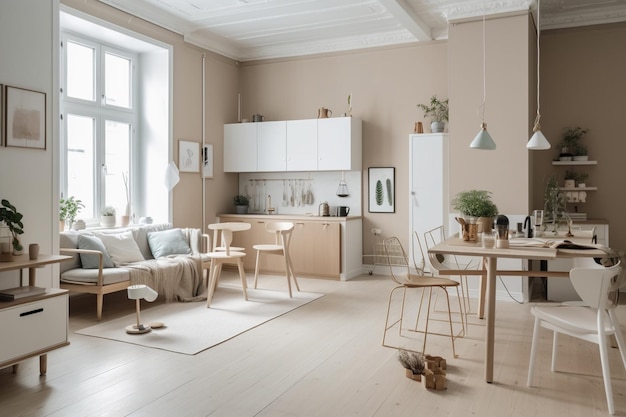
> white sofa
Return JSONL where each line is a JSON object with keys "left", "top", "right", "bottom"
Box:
{"left": 59, "top": 223, "right": 209, "bottom": 320}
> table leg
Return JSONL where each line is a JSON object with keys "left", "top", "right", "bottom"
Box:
{"left": 485, "top": 256, "right": 497, "bottom": 383}
{"left": 29, "top": 267, "right": 36, "bottom": 287}
{"left": 39, "top": 354, "right": 47, "bottom": 376}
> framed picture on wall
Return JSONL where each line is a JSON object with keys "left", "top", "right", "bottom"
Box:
{"left": 5, "top": 85, "right": 46, "bottom": 150}
{"left": 178, "top": 140, "right": 200, "bottom": 173}
{"left": 368, "top": 167, "right": 395, "bottom": 213}
{"left": 203, "top": 144, "right": 213, "bottom": 178}
{"left": 0, "top": 84, "right": 4, "bottom": 146}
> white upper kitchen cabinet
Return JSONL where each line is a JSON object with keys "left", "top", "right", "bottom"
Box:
{"left": 257, "top": 121, "right": 287, "bottom": 171}
{"left": 317, "top": 117, "right": 362, "bottom": 171}
{"left": 224, "top": 123, "right": 257, "bottom": 172}
{"left": 286, "top": 119, "right": 317, "bottom": 171}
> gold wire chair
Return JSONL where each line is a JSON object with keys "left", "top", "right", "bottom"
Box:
{"left": 382, "top": 236, "right": 465, "bottom": 358}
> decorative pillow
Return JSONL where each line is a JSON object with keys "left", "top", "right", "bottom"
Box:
{"left": 78, "top": 234, "right": 115, "bottom": 269}
{"left": 148, "top": 228, "right": 192, "bottom": 258}
{"left": 96, "top": 231, "right": 145, "bottom": 266}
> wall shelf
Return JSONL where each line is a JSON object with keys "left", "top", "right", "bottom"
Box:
{"left": 552, "top": 160, "right": 597, "bottom": 166}
{"left": 559, "top": 187, "right": 598, "bottom": 191}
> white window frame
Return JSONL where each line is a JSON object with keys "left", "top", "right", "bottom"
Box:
{"left": 60, "top": 33, "right": 138, "bottom": 224}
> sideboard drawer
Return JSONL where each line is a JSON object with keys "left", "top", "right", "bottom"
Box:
{"left": 0, "top": 294, "right": 68, "bottom": 364}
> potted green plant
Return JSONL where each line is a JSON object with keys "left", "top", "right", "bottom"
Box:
{"left": 559, "top": 127, "right": 589, "bottom": 161}
{"left": 0, "top": 199, "right": 24, "bottom": 255}
{"left": 100, "top": 206, "right": 116, "bottom": 227}
{"left": 233, "top": 195, "right": 249, "bottom": 214}
{"left": 452, "top": 190, "right": 498, "bottom": 233}
{"left": 543, "top": 175, "right": 568, "bottom": 234}
{"left": 59, "top": 196, "right": 85, "bottom": 230}
{"left": 417, "top": 95, "right": 449, "bottom": 133}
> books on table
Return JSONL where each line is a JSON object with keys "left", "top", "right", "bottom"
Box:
{"left": 0, "top": 286, "right": 46, "bottom": 301}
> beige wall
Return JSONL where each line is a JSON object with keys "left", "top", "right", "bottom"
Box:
{"left": 533, "top": 22, "right": 626, "bottom": 252}
{"left": 239, "top": 43, "right": 448, "bottom": 251}
{"left": 448, "top": 13, "right": 532, "bottom": 217}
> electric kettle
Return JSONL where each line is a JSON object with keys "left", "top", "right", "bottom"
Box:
{"left": 318, "top": 202, "right": 330, "bottom": 217}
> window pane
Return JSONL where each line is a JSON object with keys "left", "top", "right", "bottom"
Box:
{"left": 104, "top": 120, "right": 131, "bottom": 216}
{"left": 66, "top": 41, "right": 95, "bottom": 101}
{"left": 66, "top": 114, "right": 95, "bottom": 219}
{"left": 105, "top": 53, "right": 131, "bottom": 108}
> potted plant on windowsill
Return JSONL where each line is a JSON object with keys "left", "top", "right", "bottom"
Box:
{"left": 233, "top": 195, "right": 249, "bottom": 214}
{"left": 452, "top": 190, "right": 498, "bottom": 235}
{"left": 417, "top": 95, "right": 449, "bottom": 133}
{"left": 59, "top": 196, "right": 85, "bottom": 231}
{"left": 100, "top": 206, "right": 116, "bottom": 228}
{"left": 0, "top": 199, "right": 24, "bottom": 258}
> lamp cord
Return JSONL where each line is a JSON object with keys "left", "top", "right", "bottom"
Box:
{"left": 534, "top": 0, "right": 542, "bottom": 129}
{"left": 478, "top": 8, "right": 487, "bottom": 123}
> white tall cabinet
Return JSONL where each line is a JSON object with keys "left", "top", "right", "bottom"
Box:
{"left": 409, "top": 133, "right": 449, "bottom": 267}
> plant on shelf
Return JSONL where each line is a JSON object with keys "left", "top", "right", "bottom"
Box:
{"left": 564, "top": 170, "right": 589, "bottom": 187}
{"left": 0, "top": 199, "right": 24, "bottom": 254}
{"left": 100, "top": 206, "right": 116, "bottom": 228}
{"left": 559, "top": 127, "right": 589, "bottom": 158}
{"left": 59, "top": 196, "right": 85, "bottom": 228}
{"left": 543, "top": 175, "right": 568, "bottom": 234}
{"left": 233, "top": 195, "right": 249, "bottom": 214}
{"left": 417, "top": 95, "right": 449, "bottom": 133}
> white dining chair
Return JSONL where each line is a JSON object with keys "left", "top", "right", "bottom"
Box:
{"left": 204, "top": 222, "right": 251, "bottom": 307}
{"left": 527, "top": 260, "right": 626, "bottom": 415}
{"left": 252, "top": 221, "right": 300, "bottom": 297}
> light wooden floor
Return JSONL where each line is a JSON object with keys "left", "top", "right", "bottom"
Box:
{"left": 1, "top": 272, "right": 625, "bottom": 417}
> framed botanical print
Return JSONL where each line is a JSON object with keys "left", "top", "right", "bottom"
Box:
{"left": 368, "top": 167, "right": 395, "bottom": 213}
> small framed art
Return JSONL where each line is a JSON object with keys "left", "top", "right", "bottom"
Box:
{"left": 5, "top": 85, "right": 46, "bottom": 150}
{"left": 178, "top": 140, "right": 200, "bottom": 173}
{"left": 368, "top": 167, "right": 395, "bottom": 213}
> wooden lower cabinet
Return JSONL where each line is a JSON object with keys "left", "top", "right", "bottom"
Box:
{"left": 219, "top": 216, "right": 341, "bottom": 278}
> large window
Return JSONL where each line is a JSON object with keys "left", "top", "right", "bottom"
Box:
{"left": 61, "top": 35, "right": 137, "bottom": 223}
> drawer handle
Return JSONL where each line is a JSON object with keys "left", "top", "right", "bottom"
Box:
{"left": 20, "top": 308, "right": 44, "bottom": 317}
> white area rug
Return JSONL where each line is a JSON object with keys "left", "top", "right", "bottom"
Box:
{"left": 75, "top": 284, "right": 324, "bottom": 355}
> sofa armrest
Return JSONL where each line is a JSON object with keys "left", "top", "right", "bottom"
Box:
{"left": 201, "top": 233, "right": 211, "bottom": 253}
{"left": 60, "top": 248, "right": 105, "bottom": 286}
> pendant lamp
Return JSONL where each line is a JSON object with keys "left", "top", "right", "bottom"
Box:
{"left": 470, "top": 8, "right": 496, "bottom": 150}
{"left": 527, "top": 0, "right": 551, "bottom": 150}
{"left": 336, "top": 171, "right": 349, "bottom": 197}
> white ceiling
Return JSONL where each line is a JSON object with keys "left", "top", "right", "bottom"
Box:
{"left": 96, "top": 0, "right": 626, "bottom": 61}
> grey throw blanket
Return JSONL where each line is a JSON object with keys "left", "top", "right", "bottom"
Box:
{"left": 124, "top": 255, "right": 207, "bottom": 302}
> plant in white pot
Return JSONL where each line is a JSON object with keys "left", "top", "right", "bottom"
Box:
{"left": 100, "top": 206, "right": 116, "bottom": 227}
{"left": 559, "top": 127, "right": 588, "bottom": 161}
{"left": 59, "top": 196, "right": 84, "bottom": 231}
{"left": 417, "top": 95, "right": 449, "bottom": 133}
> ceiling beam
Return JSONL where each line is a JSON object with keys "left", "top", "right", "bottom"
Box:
{"left": 378, "top": 0, "right": 432, "bottom": 41}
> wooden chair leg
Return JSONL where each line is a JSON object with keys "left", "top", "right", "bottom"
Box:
{"left": 96, "top": 294, "right": 104, "bottom": 321}
{"left": 206, "top": 260, "right": 218, "bottom": 308}
{"left": 237, "top": 259, "right": 248, "bottom": 301}
{"left": 253, "top": 250, "right": 262, "bottom": 289}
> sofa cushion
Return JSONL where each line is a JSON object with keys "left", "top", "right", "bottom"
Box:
{"left": 61, "top": 267, "right": 130, "bottom": 285}
{"left": 78, "top": 234, "right": 115, "bottom": 269}
{"left": 96, "top": 230, "right": 145, "bottom": 266}
{"left": 148, "top": 228, "right": 192, "bottom": 258}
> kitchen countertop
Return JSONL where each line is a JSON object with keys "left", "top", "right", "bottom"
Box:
{"left": 217, "top": 213, "right": 362, "bottom": 221}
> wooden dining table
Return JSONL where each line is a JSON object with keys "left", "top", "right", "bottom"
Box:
{"left": 427, "top": 236, "right": 610, "bottom": 383}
